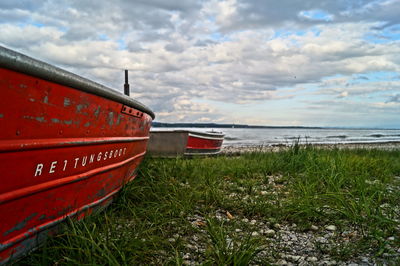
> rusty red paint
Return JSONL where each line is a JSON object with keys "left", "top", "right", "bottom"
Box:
{"left": 185, "top": 131, "right": 225, "bottom": 154}
{"left": 186, "top": 135, "right": 224, "bottom": 150}
{"left": 0, "top": 67, "right": 153, "bottom": 263}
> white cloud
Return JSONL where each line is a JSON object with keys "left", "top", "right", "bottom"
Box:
{"left": 0, "top": 0, "right": 399, "bottom": 127}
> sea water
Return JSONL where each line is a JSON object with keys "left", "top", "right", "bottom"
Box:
{"left": 153, "top": 127, "right": 400, "bottom": 147}
{"left": 221, "top": 128, "right": 400, "bottom": 146}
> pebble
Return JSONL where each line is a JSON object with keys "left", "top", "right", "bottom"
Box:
{"left": 250, "top": 219, "right": 257, "bottom": 225}
{"left": 387, "top": 236, "right": 395, "bottom": 241}
{"left": 307, "top": 256, "right": 318, "bottom": 262}
{"left": 281, "top": 235, "right": 289, "bottom": 241}
{"left": 274, "top": 223, "right": 281, "bottom": 229}
{"left": 186, "top": 244, "right": 195, "bottom": 250}
{"left": 310, "top": 225, "right": 319, "bottom": 231}
{"left": 276, "top": 259, "right": 288, "bottom": 265}
{"left": 325, "top": 225, "right": 337, "bottom": 231}
{"left": 361, "top": 257, "right": 369, "bottom": 262}
{"left": 235, "top": 228, "right": 242, "bottom": 232}
{"left": 316, "top": 237, "right": 328, "bottom": 244}
{"left": 251, "top": 231, "right": 259, "bottom": 237}
{"left": 289, "top": 255, "right": 301, "bottom": 262}
{"left": 265, "top": 229, "right": 275, "bottom": 237}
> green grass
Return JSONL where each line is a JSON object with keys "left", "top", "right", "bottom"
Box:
{"left": 203, "top": 218, "right": 264, "bottom": 265}
{"left": 19, "top": 145, "right": 400, "bottom": 265}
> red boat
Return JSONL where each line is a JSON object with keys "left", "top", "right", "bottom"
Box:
{"left": 147, "top": 130, "right": 224, "bottom": 156}
{"left": 0, "top": 46, "right": 155, "bottom": 263}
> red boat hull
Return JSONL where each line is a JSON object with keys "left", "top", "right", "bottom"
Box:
{"left": 147, "top": 130, "right": 224, "bottom": 156}
{"left": 185, "top": 131, "right": 224, "bottom": 155}
{"left": 0, "top": 47, "right": 154, "bottom": 263}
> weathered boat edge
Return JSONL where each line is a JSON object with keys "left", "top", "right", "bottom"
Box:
{"left": 0, "top": 46, "right": 155, "bottom": 119}
{"left": 147, "top": 130, "right": 224, "bottom": 157}
{"left": 184, "top": 149, "right": 222, "bottom": 156}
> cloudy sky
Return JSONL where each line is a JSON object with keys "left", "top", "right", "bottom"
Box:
{"left": 1, "top": 0, "right": 399, "bottom": 128}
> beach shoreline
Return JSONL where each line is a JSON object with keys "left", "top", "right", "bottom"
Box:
{"left": 221, "top": 141, "right": 400, "bottom": 154}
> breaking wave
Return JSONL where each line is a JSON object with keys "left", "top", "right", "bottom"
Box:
{"left": 326, "top": 135, "right": 348, "bottom": 139}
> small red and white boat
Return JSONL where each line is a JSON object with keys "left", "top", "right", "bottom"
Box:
{"left": 0, "top": 46, "right": 154, "bottom": 263}
{"left": 147, "top": 129, "right": 224, "bottom": 156}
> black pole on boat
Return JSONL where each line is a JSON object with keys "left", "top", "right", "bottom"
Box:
{"left": 124, "top": 69, "right": 130, "bottom": 96}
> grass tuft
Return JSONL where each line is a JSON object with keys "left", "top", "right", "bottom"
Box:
{"left": 203, "top": 217, "right": 264, "bottom": 265}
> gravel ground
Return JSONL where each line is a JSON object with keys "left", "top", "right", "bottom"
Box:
{"left": 182, "top": 144, "right": 400, "bottom": 265}
{"left": 176, "top": 174, "right": 400, "bottom": 265}
{"left": 182, "top": 212, "right": 400, "bottom": 265}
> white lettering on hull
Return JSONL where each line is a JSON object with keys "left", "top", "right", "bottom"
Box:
{"left": 89, "top": 154, "right": 95, "bottom": 164}
{"left": 34, "top": 146, "right": 129, "bottom": 177}
{"left": 63, "top": 160, "right": 68, "bottom": 171}
{"left": 35, "top": 163, "right": 43, "bottom": 177}
{"left": 49, "top": 161, "right": 57, "bottom": 173}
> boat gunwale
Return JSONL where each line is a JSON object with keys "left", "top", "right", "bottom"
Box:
{"left": 151, "top": 129, "right": 225, "bottom": 137}
{"left": 188, "top": 133, "right": 224, "bottom": 141}
{"left": 0, "top": 46, "right": 155, "bottom": 119}
{"left": 0, "top": 136, "right": 149, "bottom": 152}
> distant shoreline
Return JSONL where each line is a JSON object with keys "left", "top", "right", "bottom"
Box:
{"left": 152, "top": 122, "right": 399, "bottom": 130}
{"left": 152, "top": 122, "right": 323, "bottom": 129}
